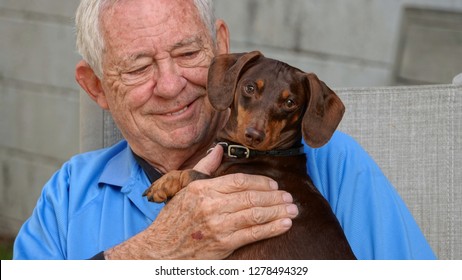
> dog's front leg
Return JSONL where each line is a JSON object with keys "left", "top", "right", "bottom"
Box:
{"left": 143, "top": 169, "right": 210, "bottom": 202}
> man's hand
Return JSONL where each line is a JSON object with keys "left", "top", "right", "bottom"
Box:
{"left": 105, "top": 145, "right": 298, "bottom": 259}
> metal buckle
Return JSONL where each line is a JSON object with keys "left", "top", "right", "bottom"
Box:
{"left": 227, "top": 144, "right": 250, "bottom": 158}
{"left": 210, "top": 142, "right": 251, "bottom": 159}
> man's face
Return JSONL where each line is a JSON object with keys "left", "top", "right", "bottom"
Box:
{"left": 99, "top": 0, "right": 222, "bottom": 153}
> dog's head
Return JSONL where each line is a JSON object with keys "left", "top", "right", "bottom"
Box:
{"left": 207, "top": 51, "right": 345, "bottom": 150}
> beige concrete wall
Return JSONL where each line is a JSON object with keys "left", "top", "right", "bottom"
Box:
{"left": 0, "top": 0, "right": 81, "bottom": 235}
{"left": 215, "top": 0, "right": 462, "bottom": 87}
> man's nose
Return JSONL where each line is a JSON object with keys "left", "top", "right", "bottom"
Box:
{"left": 153, "top": 61, "right": 187, "bottom": 98}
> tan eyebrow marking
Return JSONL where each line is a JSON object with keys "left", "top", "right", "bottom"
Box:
{"left": 256, "top": 79, "right": 265, "bottom": 91}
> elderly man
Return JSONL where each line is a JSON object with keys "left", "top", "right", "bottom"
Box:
{"left": 13, "top": 0, "right": 435, "bottom": 259}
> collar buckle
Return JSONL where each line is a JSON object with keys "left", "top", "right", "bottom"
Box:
{"left": 227, "top": 144, "right": 250, "bottom": 158}
{"left": 215, "top": 142, "right": 250, "bottom": 159}
{"left": 213, "top": 141, "right": 305, "bottom": 159}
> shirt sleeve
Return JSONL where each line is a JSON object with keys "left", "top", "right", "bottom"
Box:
{"left": 13, "top": 163, "right": 70, "bottom": 260}
{"left": 305, "top": 131, "right": 436, "bottom": 260}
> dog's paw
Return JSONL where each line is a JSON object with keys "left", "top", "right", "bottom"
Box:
{"left": 143, "top": 170, "right": 184, "bottom": 203}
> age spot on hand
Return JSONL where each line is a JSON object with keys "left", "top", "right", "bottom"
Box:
{"left": 191, "top": 231, "right": 204, "bottom": 240}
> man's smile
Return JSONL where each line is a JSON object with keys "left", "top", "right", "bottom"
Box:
{"left": 159, "top": 97, "right": 202, "bottom": 121}
{"left": 166, "top": 105, "right": 189, "bottom": 116}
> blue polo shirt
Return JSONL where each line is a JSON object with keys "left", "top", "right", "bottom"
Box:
{"left": 13, "top": 131, "right": 436, "bottom": 259}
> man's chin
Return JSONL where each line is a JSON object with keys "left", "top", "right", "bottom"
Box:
{"left": 162, "top": 128, "right": 208, "bottom": 150}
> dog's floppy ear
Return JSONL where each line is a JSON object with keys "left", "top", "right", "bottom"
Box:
{"left": 302, "top": 73, "right": 345, "bottom": 148}
{"left": 207, "top": 51, "right": 262, "bottom": 111}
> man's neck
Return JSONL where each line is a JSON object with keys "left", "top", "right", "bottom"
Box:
{"left": 139, "top": 143, "right": 212, "bottom": 174}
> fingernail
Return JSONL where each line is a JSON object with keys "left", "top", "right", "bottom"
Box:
{"left": 286, "top": 204, "right": 299, "bottom": 216}
{"left": 280, "top": 218, "right": 292, "bottom": 228}
{"left": 269, "top": 180, "right": 278, "bottom": 190}
{"left": 206, "top": 144, "right": 220, "bottom": 155}
{"left": 282, "top": 193, "right": 293, "bottom": 203}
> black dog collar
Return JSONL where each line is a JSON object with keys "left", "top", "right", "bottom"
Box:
{"left": 212, "top": 142, "right": 305, "bottom": 159}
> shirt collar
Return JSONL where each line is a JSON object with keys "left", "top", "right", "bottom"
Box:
{"left": 98, "top": 141, "right": 139, "bottom": 188}
{"left": 97, "top": 140, "right": 166, "bottom": 220}
{"left": 131, "top": 152, "right": 163, "bottom": 183}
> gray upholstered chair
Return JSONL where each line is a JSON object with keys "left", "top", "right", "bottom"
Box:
{"left": 79, "top": 74, "right": 462, "bottom": 259}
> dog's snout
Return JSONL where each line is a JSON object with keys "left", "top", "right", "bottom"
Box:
{"left": 245, "top": 127, "right": 265, "bottom": 145}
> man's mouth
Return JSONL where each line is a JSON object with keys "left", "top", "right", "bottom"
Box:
{"left": 166, "top": 105, "right": 189, "bottom": 116}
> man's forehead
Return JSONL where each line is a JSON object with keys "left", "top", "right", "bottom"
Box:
{"left": 100, "top": 1, "right": 212, "bottom": 60}
{"left": 101, "top": 0, "right": 202, "bottom": 33}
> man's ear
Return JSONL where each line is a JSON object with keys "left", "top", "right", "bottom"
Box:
{"left": 215, "top": 19, "right": 230, "bottom": 55}
{"left": 75, "top": 60, "right": 109, "bottom": 110}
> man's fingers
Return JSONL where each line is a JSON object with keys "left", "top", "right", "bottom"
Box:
{"left": 216, "top": 190, "right": 294, "bottom": 213}
{"left": 224, "top": 202, "right": 299, "bottom": 231}
{"left": 196, "top": 172, "right": 278, "bottom": 194}
{"left": 193, "top": 145, "right": 223, "bottom": 175}
{"left": 227, "top": 218, "right": 293, "bottom": 250}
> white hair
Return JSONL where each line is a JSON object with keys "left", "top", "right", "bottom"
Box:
{"left": 75, "top": 0, "right": 216, "bottom": 77}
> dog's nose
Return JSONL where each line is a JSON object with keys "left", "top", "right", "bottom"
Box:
{"left": 245, "top": 127, "right": 265, "bottom": 144}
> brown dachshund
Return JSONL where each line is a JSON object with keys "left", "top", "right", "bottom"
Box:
{"left": 143, "top": 51, "right": 356, "bottom": 259}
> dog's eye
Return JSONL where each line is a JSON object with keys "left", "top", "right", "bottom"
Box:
{"left": 243, "top": 84, "right": 256, "bottom": 94}
{"left": 285, "top": 99, "right": 297, "bottom": 109}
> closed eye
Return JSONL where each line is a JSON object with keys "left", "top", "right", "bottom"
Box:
{"left": 120, "top": 64, "right": 153, "bottom": 86}
{"left": 181, "top": 50, "right": 200, "bottom": 59}
{"left": 173, "top": 49, "right": 209, "bottom": 68}
{"left": 127, "top": 65, "right": 151, "bottom": 75}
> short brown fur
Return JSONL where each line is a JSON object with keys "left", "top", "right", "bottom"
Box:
{"left": 144, "top": 51, "right": 355, "bottom": 260}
